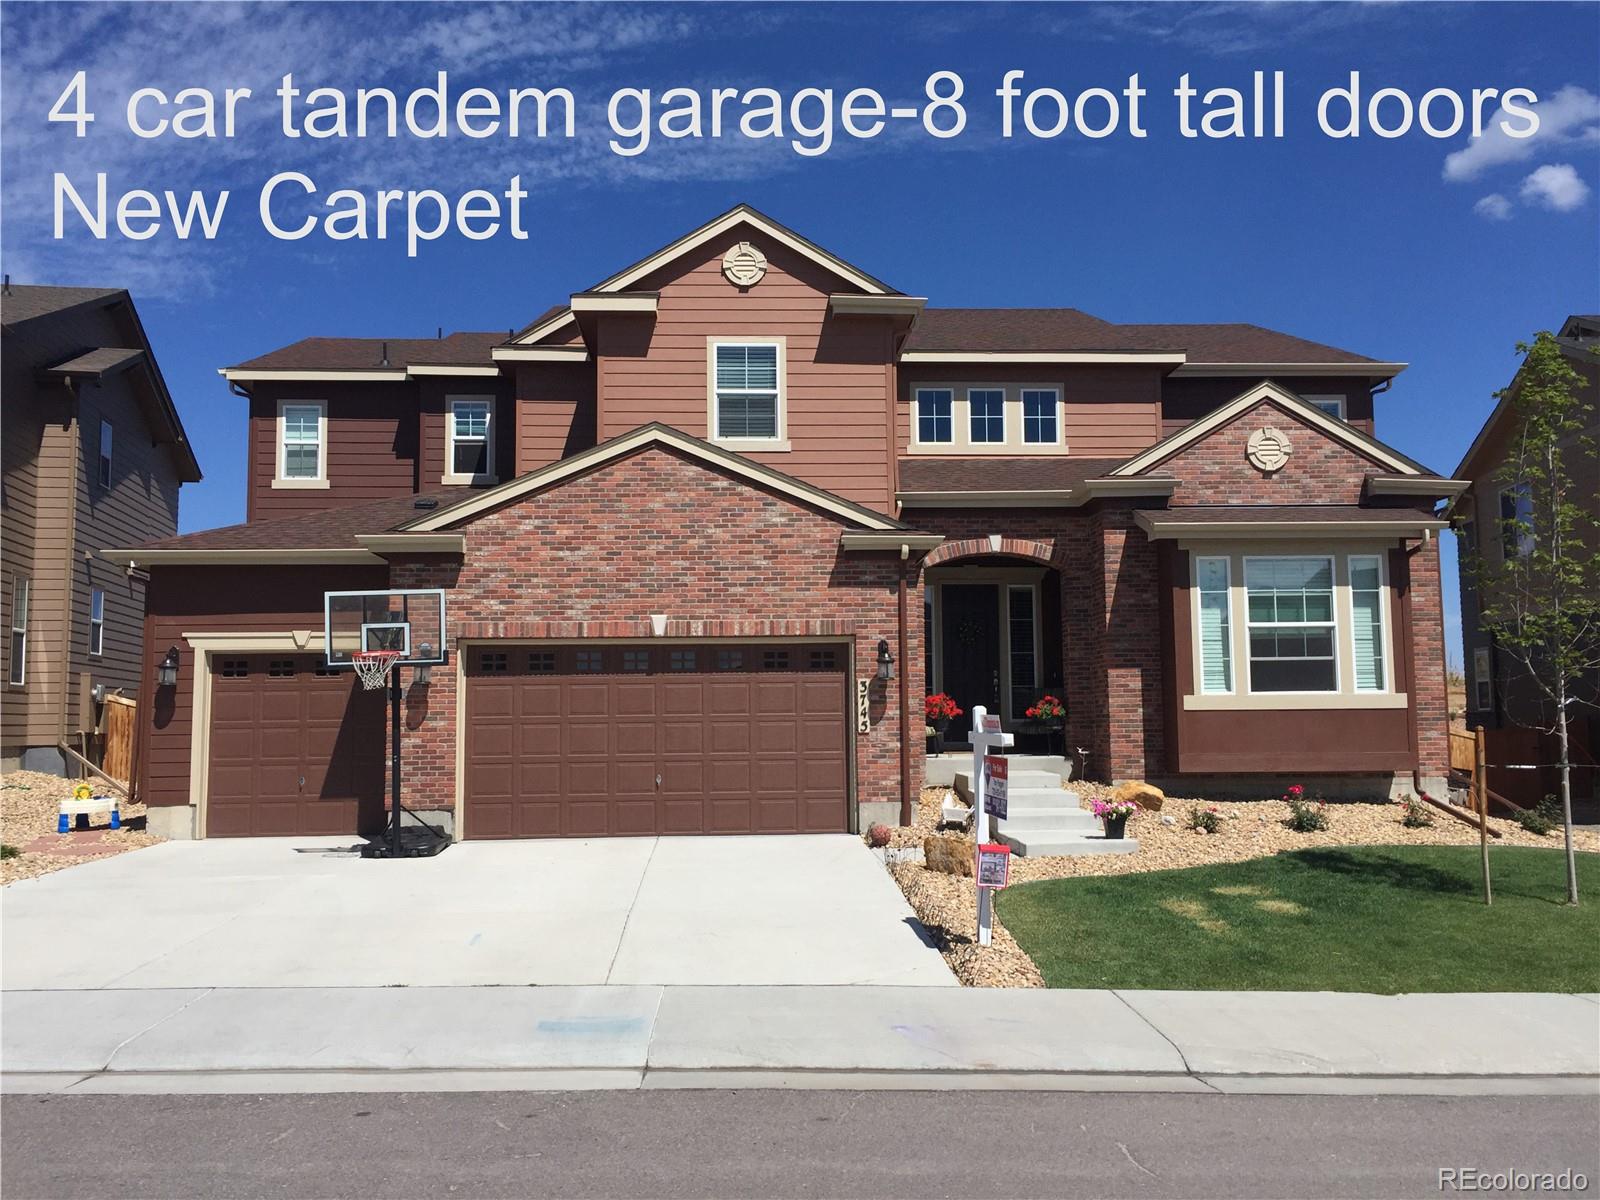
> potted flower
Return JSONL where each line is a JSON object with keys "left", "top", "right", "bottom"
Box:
{"left": 924, "top": 693, "right": 963, "bottom": 752}
{"left": 1090, "top": 795, "right": 1138, "bottom": 839}
{"left": 1024, "top": 694, "right": 1066, "bottom": 755}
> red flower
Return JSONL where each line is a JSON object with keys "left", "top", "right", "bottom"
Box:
{"left": 924, "top": 693, "right": 963, "bottom": 720}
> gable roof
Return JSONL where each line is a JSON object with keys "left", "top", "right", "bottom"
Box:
{"left": 1110, "top": 380, "right": 1432, "bottom": 478}
{"left": 404, "top": 423, "right": 905, "bottom": 533}
{"left": 508, "top": 204, "right": 902, "bottom": 347}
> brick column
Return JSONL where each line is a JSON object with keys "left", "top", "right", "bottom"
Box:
{"left": 1407, "top": 536, "right": 1450, "bottom": 789}
{"left": 1095, "top": 506, "right": 1166, "bottom": 781}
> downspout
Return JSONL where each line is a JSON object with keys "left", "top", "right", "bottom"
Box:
{"left": 898, "top": 543, "right": 912, "bottom": 826}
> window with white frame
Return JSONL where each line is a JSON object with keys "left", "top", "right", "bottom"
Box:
{"left": 1195, "top": 557, "right": 1233, "bottom": 693}
{"left": 447, "top": 398, "right": 494, "bottom": 482}
{"left": 1499, "top": 480, "right": 1533, "bottom": 558}
{"left": 916, "top": 388, "right": 953, "bottom": 444}
{"left": 969, "top": 388, "right": 1004, "bottom": 443}
{"left": 1304, "top": 395, "right": 1347, "bottom": 420}
{"left": 1007, "top": 585, "right": 1038, "bottom": 718}
{"left": 1348, "top": 555, "right": 1385, "bottom": 691}
{"left": 8, "top": 576, "right": 28, "bottom": 686}
{"left": 89, "top": 587, "right": 105, "bottom": 657}
{"left": 1244, "top": 556, "right": 1337, "bottom": 692}
{"left": 712, "top": 342, "right": 781, "bottom": 440}
{"left": 97, "top": 420, "right": 113, "bottom": 489}
{"left": 278, "top": 402, "right": 325, "bottom": 481}
{"left": 1472, "top": 646, "right": 1493, "bottom": 711}
{"left": 1021, "top": 388, "right": 1059, "bottom": 444}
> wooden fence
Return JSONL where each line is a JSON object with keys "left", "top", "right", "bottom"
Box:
{"left": 101, "top": 694, "right": 137, "bottom": 784}
{"left": 1448, "top": 729, "right": 1477, "bottom": 777}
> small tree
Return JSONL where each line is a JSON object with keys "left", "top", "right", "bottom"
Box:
{"left": 1466, "top": 331, "right": 1600, "bottom": 906}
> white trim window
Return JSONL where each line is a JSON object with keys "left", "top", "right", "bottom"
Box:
{"left": 1498, "top": 480, "right": 1534, "bottom": 558}
{"left": 1244, "top": 556, "right": 1338, "bottom": 693}
{"left": 97, "top": 420, "right": 113, "bottom": 489}
{"left": 1472, "top": 646, "right": 1493, "bottom": 711}
{"left": 1196, "top": 556, "right": 1233, "bottom": 693}
{"left": 1006, "top": 584, "right": 1039, "bottom": 718}
{"left": 1348, "top": 555, "right": 1386, "bottom": 691}
{"left": 711, "top": 341, "right": 782, "bottom": 442}
{"left": 89, "top": 587, "right": 105, "bottom": 657}
{"left": 968, "top": 388, "right": 1004, "bottom": 444}
{"left": 1304, "top": 394, "right": 1347, "bottom": 421}
{"left": 1021, "top": 388, "right": 1059, "bottom": 445}
{"left": 8, "top": 576, "right": 28, "bottom": 686}
{"left": 915, "top": 388, "right": 953, "bottom": 444}
{"left": 276, "top": 401, "right": 326, "bottom": 485}
{"left": 445, "top": 397, "right": 495, "bottom": 484}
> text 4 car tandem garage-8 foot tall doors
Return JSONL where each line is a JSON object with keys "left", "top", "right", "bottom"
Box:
{"left": 463, "top": 642, "right": 850, "bottom": 839}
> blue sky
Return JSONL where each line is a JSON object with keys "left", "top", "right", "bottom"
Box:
{"left": 4, "top": 1, "right": 1598, "bottom": 667}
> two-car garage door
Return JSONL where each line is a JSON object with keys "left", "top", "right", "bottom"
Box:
{"left": 463, "top": 642, "right": 849, "bottom": 839}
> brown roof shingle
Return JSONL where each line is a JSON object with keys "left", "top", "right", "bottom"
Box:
{"left": 0, "top": 284, "right": 124, "bottom": 327}
{"left": 231, "top": 332, "right": 505, "bottom": 372}
{"left": 897, "top": 457, "right": 1129, "bottom": 494}
{"left": 129, "top": 491, "right": 470, "bottom": 552}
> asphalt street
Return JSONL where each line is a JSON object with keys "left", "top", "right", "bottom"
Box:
{"left": 4, "top": 1090, "right": 1597, "bottom": 1199}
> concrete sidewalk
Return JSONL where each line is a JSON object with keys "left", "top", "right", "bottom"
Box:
{"left": 4, "top": 986, "right": 1596, "bottom": 1096}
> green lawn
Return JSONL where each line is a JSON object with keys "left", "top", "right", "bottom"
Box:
{"left": 995, "top": 846, "right": 1600, "bottom": 993}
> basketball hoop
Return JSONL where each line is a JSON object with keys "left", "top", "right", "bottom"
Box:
{"left": 352, "top": 649, "right": 403, "bottom": 691}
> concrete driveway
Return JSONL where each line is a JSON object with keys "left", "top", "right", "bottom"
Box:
{"left": 0, "top": 835, "right": 954, "bottom": 990}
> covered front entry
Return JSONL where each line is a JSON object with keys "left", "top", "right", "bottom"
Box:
{"left": 206, "top": 653, "right": 386, "bottom": 837}
{"left": 924, "top": 560, "right": 1062, "bottom": 743}
{"left": 462, "top": 641, "right": 850, "bottom": 839}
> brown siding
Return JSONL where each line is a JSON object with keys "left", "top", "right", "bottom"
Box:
{"left": 593, "top": 230, "right": 898, "bottom": 514}
{"left": 138, "top": 564, "right": 386, "bottom": 808}
{"left": 514, "top": 362, "right": 596, "bottom": 472}
{"left": 247, "top": 382, "right": 420, "bottom": 521}
{"left": 897, "top": 364, "right": 1165, "bottom": 459}
{"left": 1161, "top": 376, "right": 1377, "bottom": 438}
{"left": 415, "top": 378, "right": 515, "bottom": 486}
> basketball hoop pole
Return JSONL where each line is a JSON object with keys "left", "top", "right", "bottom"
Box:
{"left": 389, "top": 666, "right": 402, "bottom": 859}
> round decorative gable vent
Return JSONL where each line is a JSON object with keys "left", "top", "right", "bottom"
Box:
{"left": 1247, "top": 426, "right": 1293, "bottom": 474}
{"left": 722, "top": 241, "right": 767, "bottom": 288}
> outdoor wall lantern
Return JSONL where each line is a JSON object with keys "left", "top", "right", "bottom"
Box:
{"left": 414, "top": 643, "right": 433, "bottom": 686}
{"left": 876, "top": 638, "right": 895, "bottom": 681}
{"left": 155, "top": 646, "right": 180, "bottom": 688}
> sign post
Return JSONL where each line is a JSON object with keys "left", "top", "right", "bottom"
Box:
{"left": 967, "top": 705, "right": 1014, "bottom": 947}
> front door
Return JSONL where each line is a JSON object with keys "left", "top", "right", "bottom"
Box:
{"left": 939, "top": 584, "right": 1001, "bottom": 743}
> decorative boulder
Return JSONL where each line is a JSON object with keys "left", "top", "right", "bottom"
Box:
{"left": 922, "top": 833, "right": 975, "bottom": 877}
{"left": 1113, "top": 780, "right": 1165, "bottom": 812}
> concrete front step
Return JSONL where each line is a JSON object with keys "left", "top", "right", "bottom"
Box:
{"left": 953, "top": 771, "right": 1070, "bottom": 803}
{"left": 997, "top": 831, "right": 1140, "bottom": 857}
{"left": 927, "top": 754, "right": 1068, "bottom": 788}
{"left": 996, "top": 808, "right": 1101, "bottom": 833}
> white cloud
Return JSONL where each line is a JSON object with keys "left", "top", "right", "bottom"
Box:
{"left": 1473, "top": 193, "right": 1513, "bottom": 221}
{"left": 1519, "top": 163, "right": 1592, "bottom": 212}
{"left": 1443, "top": 85, "right": 1600, "bottom": 182}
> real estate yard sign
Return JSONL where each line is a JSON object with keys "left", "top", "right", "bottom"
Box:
{"left": 982, "top": 754, "right": 1008, "bottom": 819}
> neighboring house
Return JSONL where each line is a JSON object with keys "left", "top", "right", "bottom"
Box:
{"left": 1, "top": 283, "right": 202, "bottom": 774}
{"left": 1453, "top": 314, "right": 1600, "bottom": 801}
{"left": 103, "top": 206, "right": 1458, "bottom": 841}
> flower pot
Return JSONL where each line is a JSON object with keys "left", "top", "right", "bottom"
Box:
{"left": 1102, "top": 813, "right": 1128, "bottom": 840}
{"left": 931, "top": 716, "right": 950, "bottom": 754}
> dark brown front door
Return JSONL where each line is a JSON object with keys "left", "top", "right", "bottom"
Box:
{"left": 206, "top": 654, "right": 385, "bottom": 837}
{"left": 463, "top": 643, "right": 848, "bottom": 839}
{"left": 940, "top": 584, "right": 1001, "bottom": 743}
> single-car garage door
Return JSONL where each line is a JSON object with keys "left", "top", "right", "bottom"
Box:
{"left": 464, "top": 642, "right": 849, "bottom": 839}
{"left": 207, "top": 654, "right": 385, "bottom": 837}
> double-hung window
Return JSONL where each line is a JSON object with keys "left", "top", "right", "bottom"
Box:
{"left": 1021, "top": 389, "right": 1059, "bottom": 444}
{"left": 89, "top": 587, "right": 105, "bottom": 657}
{"left": 1195, "top": 557, "right": 1233, "bottom": 693}
{"left": 98, "top": 421, "right": 113, "bottom": 489}
{"left": 1499, "top": 480, "right": 1533, "bottom": 558}
{"left": 916, "top": 388, "right": 953, "bottom": 444}
{"left": 968, "top": 388, "right": 1004, "bottom": 444}
{"left": 278, "top": 402, "right": 325, "bottom": 483}
{"left": 447, "top": 398, "right": 494, "bottom": 483}
{"left": 1244, "top": 557, "right": 1337, "bottom": 692}
{"left": 712, "top": 341, "right": 781, "bottom": 441}
{"left": 8, "top": 576, "right": 28, "bottom": 686}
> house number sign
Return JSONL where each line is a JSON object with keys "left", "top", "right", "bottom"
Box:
{"left": 856, "top": 678, "right": 870, "bottom": 733}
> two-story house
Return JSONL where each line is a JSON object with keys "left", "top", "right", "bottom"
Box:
{"left": 104, "top": 206, "right": 1458, "bottom": 840}
{"left": 2, "top": 283, "right": 202, "bottom": 775}
{"left": 1454, "top": 314, "right": 1599, "bottom": 805}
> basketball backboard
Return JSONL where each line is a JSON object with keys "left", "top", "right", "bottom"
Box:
{"left": 324, "top": 588, "right": 447, "bottom": 667}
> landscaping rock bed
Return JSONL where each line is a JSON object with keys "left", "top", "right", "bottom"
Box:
{"left": 1, "top": 770, "right": 161, "bottom": 886}
{"left": 880, "top": 780, "right": 1599, "bottom": 987}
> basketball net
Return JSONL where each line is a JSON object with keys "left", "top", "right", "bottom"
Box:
{"left": 352, "top": 649, "right": 404, "bottom": 691}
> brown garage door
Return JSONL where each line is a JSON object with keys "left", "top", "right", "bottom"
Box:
{"left": 207, "top": 654, "right": 385, "bottom": 837}
{"left": 464, "top": 643, "right": 848, "bottom": 839}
